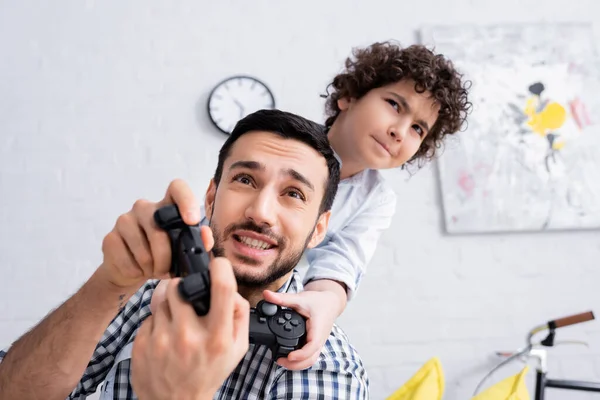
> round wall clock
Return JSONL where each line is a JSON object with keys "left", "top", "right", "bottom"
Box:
{"left": 207, "top": 75, "right": 276, "bottom": 134}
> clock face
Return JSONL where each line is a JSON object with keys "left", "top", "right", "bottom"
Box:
{"left": 207, "top": 76, "right": 276, "bottom": 134}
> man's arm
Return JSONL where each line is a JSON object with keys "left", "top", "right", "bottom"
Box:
{"left": 0, "top": 178, "right": 203, "bottom": 400}
{"left": 0, "top": 269, "right": 139, "bottom": 400}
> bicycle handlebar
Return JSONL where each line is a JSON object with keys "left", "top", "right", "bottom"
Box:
{"left": 476, "top": 310, "right": 596, "bottom": 396}
{"left": 549, "top": 311, "right": 595, "bottom": 329}
{"left": 526, "top": 311, "right": 595, "bottom": 347}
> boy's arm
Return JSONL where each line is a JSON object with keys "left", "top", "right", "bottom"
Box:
{"left": 303, "top": 188, "right": 397, "bottom": 300}
{"left": 303, "top": 279, "right": 347, "bottom": 318}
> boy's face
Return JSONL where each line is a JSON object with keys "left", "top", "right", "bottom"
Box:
{"left": 336, "top": 79, "right": 440, "bottom": 169}
{"left": 204, "top": 131, "right": 331, "bottom": 289}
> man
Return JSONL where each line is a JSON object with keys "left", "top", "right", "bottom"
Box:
{"left": 0, "top": 109, "right": 368, "bottom": 399}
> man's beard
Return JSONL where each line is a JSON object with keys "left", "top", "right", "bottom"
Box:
{"left": 210, "top": 219, "right": 313, "bottom": 289}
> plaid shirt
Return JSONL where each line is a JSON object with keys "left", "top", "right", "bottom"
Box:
{"left": 0, "top": 271, "right": 369, "bottom": 399}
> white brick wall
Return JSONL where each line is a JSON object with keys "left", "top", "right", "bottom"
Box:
{"left": 1, "top": 1, "right": 599, "bottom": 399}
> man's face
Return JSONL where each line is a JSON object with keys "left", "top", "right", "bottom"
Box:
{"left": 335, "top": 79, "right": 440, "bottom": 169}
{"left": 204, "top": 131, "right": 331, "bottom": 288}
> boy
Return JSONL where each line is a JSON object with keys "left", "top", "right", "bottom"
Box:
{"left": 266, "top": 41, "right": 472, "bottom": 370}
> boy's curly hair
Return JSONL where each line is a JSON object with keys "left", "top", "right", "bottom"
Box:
{"left": 324, "top": 41, "right": 472, "bottom": 167}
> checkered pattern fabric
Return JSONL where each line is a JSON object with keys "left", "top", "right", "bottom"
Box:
{"left": 0, "top": 271, "right": 369, "bottom": 399}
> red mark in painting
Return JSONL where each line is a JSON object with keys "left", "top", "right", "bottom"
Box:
{"left": 569, "top": 98, "right": 592, "bottom": 130}
{"left": 458, "top": 171, "right": 475, "bottom": 196}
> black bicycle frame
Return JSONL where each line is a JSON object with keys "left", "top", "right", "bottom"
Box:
{"left": 535, "top": 370, "right": 600, "bottom": 400}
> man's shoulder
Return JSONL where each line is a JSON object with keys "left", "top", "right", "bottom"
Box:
{"left": 319, "top": 324, "right": 366, "bottom": 369}
{"left": 303, "top": 323, "right": 366, "bottom": 378}
{"left": 272, "top": 323, "right": 369, "bottom": 398}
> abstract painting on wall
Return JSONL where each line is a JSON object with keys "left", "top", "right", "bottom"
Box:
{"left": 419, "top": 23, "right": 600, "bottom": 233}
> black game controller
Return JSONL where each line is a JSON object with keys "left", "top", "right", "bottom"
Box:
{"left": 250, "top": 300, "right": 307, "bottom": 359}
{"left": 154, "top": 204, "right": 211, "bottom": 316}
{"left": 154, "top": 204, "right": 308, "bottom": 359}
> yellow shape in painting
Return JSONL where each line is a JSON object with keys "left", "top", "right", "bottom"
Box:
{"left": 553, "top": 140, "right": 565, "bottom": 150}
{"left": 526, "top": 101, "right": 567, "bottom": 136}
{"left": 524, "top": 97, "right": 538, "bottom": 117}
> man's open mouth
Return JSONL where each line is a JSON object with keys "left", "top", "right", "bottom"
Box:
{"left": 233, "top": 234, "right": 277, "bottom": 250}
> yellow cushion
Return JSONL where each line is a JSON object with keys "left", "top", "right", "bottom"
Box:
{"left": 386, "top": 357, "right": 445, "bottom": 400}
{"left": 471, "top": 366, "right": 530, "bottom": 400}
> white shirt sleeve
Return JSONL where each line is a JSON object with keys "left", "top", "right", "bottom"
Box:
{"left": 303, "top": 186, "right": 397, "bottom": 300}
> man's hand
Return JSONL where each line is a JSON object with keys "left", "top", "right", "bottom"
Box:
{"left": 131, "top": 257, "right": 250, "bottom": 400}
{"left": 98, "top": 179, "right": 201, "bottom": 291}
{"left": 262, "top": 287, "right": 344, "bottom": 370}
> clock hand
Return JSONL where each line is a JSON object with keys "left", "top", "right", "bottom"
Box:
{"left": 233, "top": 99, "right": 245, "bottom": 118}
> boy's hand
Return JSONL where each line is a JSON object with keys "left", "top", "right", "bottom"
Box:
{"left": 262, "top": 289, "right": 341, "bottom": 370}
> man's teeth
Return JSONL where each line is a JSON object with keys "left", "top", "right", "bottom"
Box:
{"left": 240, "top": 236, "right": 271, "bottom": 250}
